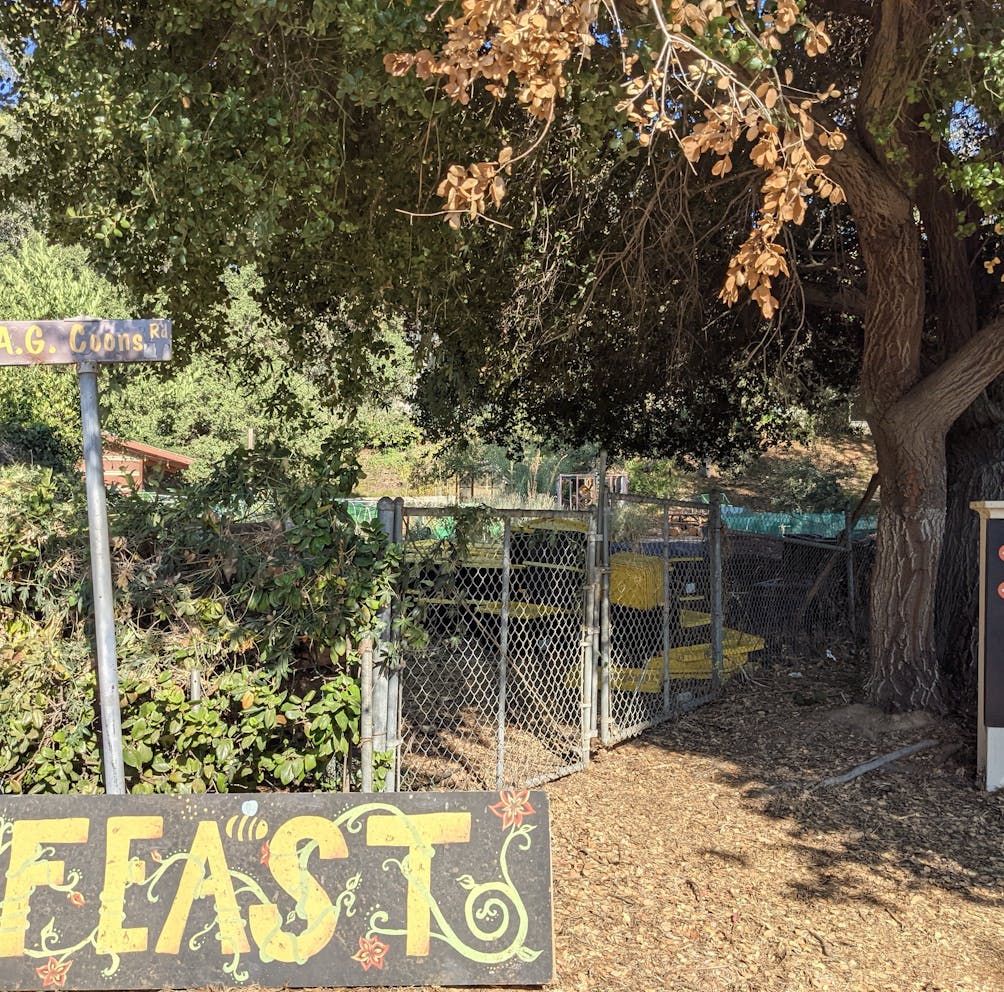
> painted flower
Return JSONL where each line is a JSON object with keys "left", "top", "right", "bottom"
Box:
{"left": 260, "top": 841, "right": 270, "bottom": 868}
{"left": 67, "top": 891, "right": 85, "bottom": 908}
{"left": 150, "top": 849, "right": 162, "bottom": 863}
{"left": 352, "top": 934, "right": 389, "bottom": 971}
{"left": 35, "top": 957, "right": 72, "bottom": 988}
{"left": 489, "top": 788, "right": 536, "bottom": 829}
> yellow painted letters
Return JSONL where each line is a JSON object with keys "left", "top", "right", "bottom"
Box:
{"left": 248, "top": 816, "right": 348, "bottom": 963}
{"left": 0, "top": 818, "right": 89, "bottom": 957}
{"left": 69, "top": 323, "right": 87, "bottom": 353}
{"left": 97, "top": 816, "right": 163, "bottom": 955}
{"left": 23, "top": 325, "right": 44, "bottom": 356}
{"left": 155, "top": 820, "right": 250, "bottom": 956}
{"left": 366, "top": 812, "right": 471, "bottom": 956}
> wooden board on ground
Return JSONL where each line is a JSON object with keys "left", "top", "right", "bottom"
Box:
{"left": 0, "top": 792, "right": 552, "bottom": 989}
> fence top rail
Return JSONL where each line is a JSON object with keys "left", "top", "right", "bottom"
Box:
{"left": 772, "top": 533, "right": 846, "bottom": 551}
{"left": 611, "top": 492, "right": 710, "bottom": 511}
{"left": 399, "top": 504, "right": 595, "bottom": 521}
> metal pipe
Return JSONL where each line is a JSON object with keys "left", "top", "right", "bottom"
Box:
{"left": 662, "top": 503, "right": 672, "bottom": 718}
{"left": 580, "top": 511, "right": 598, "bottom": 767}
{"left": 373, "top": 497, "right": 395, "bottom": 760}
{"left": 778, "top": 534, "right": 846, "bottom": 550}
{"left": 588, "top": 512, "right": 601, "bottom": 741}
{"left": 360, "top": 638, "right": 374, "bottom": 792}
{"left": 845, "top": 509, "right": 857, "bottom": 640}
{"left": 597, "top": 451, "right": 612, "bottom": 745}
{"left": 188, "top": 669, "right": 202, "bottom": 703}
{"left": 395, "top": 505, "right": 592, "bottom": 521}
{"left": 78, "top": 361, "right": 126, "bottom": 795}
{"left": 709, "top": 491, "right": 724, "bottom": 694}
{"left": 610, "top": 492, "right": 711, "bottom": 511}
{"left": 384, "top": 497, "right": 405, "bottom": 792}
{"left": 496, "top": 518, "right": 512, "bottom": 789}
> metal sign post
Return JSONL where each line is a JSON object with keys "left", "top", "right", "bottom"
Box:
{"left": 77, "top": 360, "right": 126, "bottom": 795}
{"left": 0, "top": 318, "right": 172, "bottom": 794}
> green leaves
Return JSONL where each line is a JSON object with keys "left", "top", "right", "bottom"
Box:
{"left": 0, "top": 661, "right": 370, "bottom": 795}
{"left": 0, "top": 446, "right": 398, "bottom": 794}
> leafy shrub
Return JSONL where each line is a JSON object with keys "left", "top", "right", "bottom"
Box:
{"left": 771, "top": 458, "right": 849, "bottom": 512}
{"left": 0, "top": 443, "right": 398, "bottom": 794}
{"left": 0, "top": 661, "right": 372, "bottom": 795}
{"left": 624, "top": 457, "right": 683, "bottom": 499}
{"left": 0, "top": 420, "right": 75, "bottom": 472}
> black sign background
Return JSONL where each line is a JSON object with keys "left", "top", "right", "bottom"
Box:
{"left": 985, "top": 519, "right": 1004, "bottom": 727}
{"left": 0, "top": 792, "right": 552, "bottom": 989}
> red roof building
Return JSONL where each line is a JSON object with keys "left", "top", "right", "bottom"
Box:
{"left": 79, "top": 435, "right": 193, "bottom": 490}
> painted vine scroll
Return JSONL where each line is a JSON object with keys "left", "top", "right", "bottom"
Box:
{"left": 0, "top": 792, "right": 553, "bottom": 989}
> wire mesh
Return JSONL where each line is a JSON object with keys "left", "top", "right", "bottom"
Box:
{"left": 601, "top": 495, "right": 728, "bottom": 744}
{"left": 368, "top": 493, "right": 875, "bottom": 790}
{"left": 721, "top": 520, "right": 860, "bottom": 659}
{"left": 393, "top": 508, "right": 593, "bottom": 791}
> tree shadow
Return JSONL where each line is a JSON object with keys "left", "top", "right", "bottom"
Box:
{"left": 633, "top": 651, "right": 1004, "bottom": 912}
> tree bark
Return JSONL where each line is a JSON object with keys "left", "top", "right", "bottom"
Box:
{"left": 867, "top": 420, "right": 947, "bottom": 709}
{"left": 816, "top": 0, "right": 1004, "bottom": 712}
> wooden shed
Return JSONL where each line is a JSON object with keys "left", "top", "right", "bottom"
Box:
{"left": 80, "top": 434, "right": 193, "bottom": 491}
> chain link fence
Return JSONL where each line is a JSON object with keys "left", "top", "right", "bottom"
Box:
{"left": 599, "top": 494, "right": 725, "bottom": 744}
{"left": 721, "top": 513, "right": 869, "bottom": 659}
{"left": 382, "top": 506, "right": 596, "bottom": 791}
{"left": 359, "top": 489, "right": 873, "bottom": 790}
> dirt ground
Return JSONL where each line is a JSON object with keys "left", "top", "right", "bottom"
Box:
{"left": 544, "top": 655, "right": 1004, "bottom": 992}
{"left": 252, "top": 649, "right": 1003, "bottom": 992}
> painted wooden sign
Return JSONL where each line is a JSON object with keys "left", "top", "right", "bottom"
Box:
{"left": 0, "top": 320, "right": 171, "bottom": 366}
{"left": 0, "top": 791, "right": 552, "bottom": 989}
{"left": 984, "top": 518, "right": 1004, "bottom": 727}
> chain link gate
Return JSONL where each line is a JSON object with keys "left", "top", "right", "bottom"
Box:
{"left": 599, "top": 493, "right": 739, "bottom": 744}
{"left": 359, "top": 486, "right": 868, "bottom": 788}
{"left": 386, "top": 506, "right": 597, "bottom": 791}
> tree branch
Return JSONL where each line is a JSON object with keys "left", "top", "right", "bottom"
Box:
{"left": 895, "top": 314, "right": 1004, "bottom": 434}
{"left": 800, "top": 280, "right": 866, "bottom": 317}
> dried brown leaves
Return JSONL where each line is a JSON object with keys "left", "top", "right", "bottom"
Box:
{"left": 388, "top": 0, "right": 847, "bottom": 318}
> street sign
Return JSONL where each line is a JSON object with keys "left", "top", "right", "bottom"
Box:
{"left": 0, "top": 791, "right": 554, "bottom": 989}
{"left": 0, "top": 315, "right": 173, "bottom": 795}
{"left": 0, "top": 319, "right": 171, "bottom": 366}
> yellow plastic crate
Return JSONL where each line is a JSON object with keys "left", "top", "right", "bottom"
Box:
{"left": 609, "top": 552, "right": 664, "bottom": 610}
{"left": 608, "top": 628, "right": 766, "bottom": 692}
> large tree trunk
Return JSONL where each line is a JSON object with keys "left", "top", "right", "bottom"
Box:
{"left": 868, "top": 421, "right": 947, "bottom": 710}
{"left": 821, "top": 0, "right": 1004, "bottom": 712}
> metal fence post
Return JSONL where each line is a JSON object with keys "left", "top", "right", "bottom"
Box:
{"left": 845, "top": 509, "right": 857, "bottom": 640}
{"left": 597, "top": 452, "right": 612, "bottom": 744}
{"left": 78, "top": 361, "right": 126, "bottom": 796}
{"left": 360, "top": 638, "right": 374, "bottom": 791}
{"left": 709, "top": 491, "right": 724, "bottom": 694}
{"left": 384, "top": 497, "right": 405, "bottom": 791}
{"left": 373, "top": 497, "right": 395, "bottom": 783}
{"left": 496, "top": 518, "right": 512, "bottom": 789}
{"left": 662, "top": 502, "right": 672, "bottom": 718}
{"left": 581, "top": 509, "right": 599, "bottom": 767}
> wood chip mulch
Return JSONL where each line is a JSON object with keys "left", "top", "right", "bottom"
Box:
{"left": 265, "top": 651, "right": 1004, "bottom": 992}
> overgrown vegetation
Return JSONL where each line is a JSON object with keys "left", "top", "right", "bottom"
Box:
{"left": 768, "top": 458, "right": 850, "bottom": 513}
{"left": 0, "top": 445, "right": 397, "bottom": 794}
